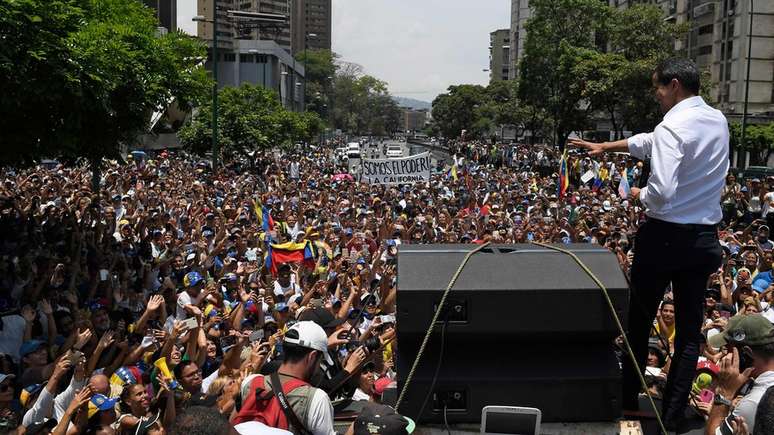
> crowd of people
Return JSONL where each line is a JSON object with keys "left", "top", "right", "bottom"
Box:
{"left": 0, "top": 137, "right": 773, "bottom": 434}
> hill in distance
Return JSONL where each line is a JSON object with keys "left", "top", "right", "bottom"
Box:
{"left": 393, "top": 96, "right": 432, "bottom": 111}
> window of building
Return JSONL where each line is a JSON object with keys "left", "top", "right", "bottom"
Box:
{"left": 224, "top": 53, "right": 236, "bottom": 62}
{"left": 698, "top": 45, "right": 712, "bottom": 55}
{"left": 239, "top": 53, "right": 252, "bottom": 63}
{"left": 698, "top": 24, "right": 713, "bottom": 35}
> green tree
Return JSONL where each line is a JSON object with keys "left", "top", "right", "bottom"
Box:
{"left": 295, "top": 49, "right": 337, "bottom": 121}
{"left": 179, "top": 84, "right": 321, "bottom": 157}
{"left": 518, "top": 0, "right": 611, "bottom": 147}
{"left": 431, "top": 85, "right": 488, "bottom": 139}
{"left": 331, "top": 64, "right": 399, "bottom": 135}
{"left": 730, "top": 121, "right": 774, "bottom": 166}
{"left": 0, "top": 0, "right": 210, "bottom": 188}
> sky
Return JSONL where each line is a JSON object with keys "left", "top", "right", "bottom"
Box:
{"left": 332, "top": 0, "right": 510, "bottom": 103}
{"left": 177, "top": 0, "right": 511, "bottom": 103}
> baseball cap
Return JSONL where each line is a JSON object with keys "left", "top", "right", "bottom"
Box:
{"left": 88, "top": 393, "right": 119, "bottom": 418}
{"left": 708, "top": 314, "right": 774, "bottom": 348}
{"left": 298, "top": 307, "right": 347, "bottom": 329}
{"left": 696, "top": 360, "right": 719, "bottom": 376}
{"left": 353, "top": 403, "right": 415, "bottom": 435}
{"left": 361, "top": 292, "right": 380, "bottom": 306}
{"left": 283, "top": 321, "right": 333, "bottom": 365}
{"left": 20, "top": 340, "right": 46, "bottom": 357}
{"left": 183, "top": 271, "right": 203, "bottom": 288}
{"left": 0, "top": 373, "right": 15, "bottom": 385}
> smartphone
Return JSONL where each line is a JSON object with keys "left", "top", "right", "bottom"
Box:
{"left": 719, "top": 414, "right": 735, "bottom": 435}
{"left": 220, "top": 335, "right": 237, "bottom": 352}
{"left": 99, "top": 269, "right": 109, "bottom": 281}
{"left": 249, "top": 330, "right": 264, "bottom": 343}
{"left": 697, "top": 389, "right": 714, "bottom": 404}
{"left": 180, "top": 317, "right": 199, "bottom": 331}
{"left": 69, "top": 350, "right": 83, "bottom": 366}
{"left": 379, "top": 314, "right": 396, "bottom": 324}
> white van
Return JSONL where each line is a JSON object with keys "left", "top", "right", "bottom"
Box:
{"left": 346, "top": 142, "right": 361, "bottom": 159}
{"left": 386, "top": 145, "right": 403, "bottom": 158}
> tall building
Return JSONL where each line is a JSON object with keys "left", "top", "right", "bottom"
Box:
{"left": 489, "top": 29, "right": 511, "bottom": 83}
{"left": 143, "top": 0, "right": 177, "bottom": 33}
{"left": 509, "top": 0, "right": 530, "bottom": 79}
{"left": 197, "top": 0, "right": 292, "bottom": 52}
{"left": 195, "top": 0, "right": 305, "bottom": 111}
{"left": 291, "top": 0, "right": 333, "bottom": 55}
{"left": 611, "top": 0, "right": 773, "bottom": 121}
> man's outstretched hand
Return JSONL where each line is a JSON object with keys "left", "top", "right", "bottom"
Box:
{"left": 568, "top": 138, "right": 606, "bottom": 156}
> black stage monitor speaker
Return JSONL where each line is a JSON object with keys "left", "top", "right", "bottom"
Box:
{"left": 395, "top": 244, "right": 629, "bottom": 424}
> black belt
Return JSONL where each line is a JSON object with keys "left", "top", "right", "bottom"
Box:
{"left": 645, "top": 217, "right": 717, "bottom": 232}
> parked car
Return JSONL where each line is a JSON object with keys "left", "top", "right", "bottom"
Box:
{"left": 346, "top": 142, "right": 361, "bottom": 160}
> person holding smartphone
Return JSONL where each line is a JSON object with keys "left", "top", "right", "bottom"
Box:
{"left": 705, "top": 314, "right": 774, "bottom": 434}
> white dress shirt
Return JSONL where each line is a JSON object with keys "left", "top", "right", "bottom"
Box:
{"left": 627, "top": 96, "right": 729, "bottom": 225}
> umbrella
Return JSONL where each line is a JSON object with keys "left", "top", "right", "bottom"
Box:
{"left": 331, "top": 173, "right": 354, "bottom": 182}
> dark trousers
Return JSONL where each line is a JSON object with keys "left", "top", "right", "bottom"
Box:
{"left": 622, "top": 219, "right": 722, "bottom": 423}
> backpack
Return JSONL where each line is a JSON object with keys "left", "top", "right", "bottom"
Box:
{"left": 232, "top": 374, "right": 309, "bottom": 431}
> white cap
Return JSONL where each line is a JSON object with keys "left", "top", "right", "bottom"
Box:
{"left": 284, "top": 321, "right": 333, "bottom": 365}
{"left": 602, "top": 200, "right": 612, "bottom": 211}
{"left": 235, "top": 421, "right": 293, "bottom": 434}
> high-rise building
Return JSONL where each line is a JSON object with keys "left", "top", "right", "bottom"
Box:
{"left": 291, "top": 0, "right": 333, "bottom": 55}
{"left": 611, "top": 0, "right": 773, "bottom": 122}
{"left": 489, "top": 29, "right": 511, "bottom": 83}
{"left": 403, "top": 109, "right": 428, "bottom": 133}
{"left": 197, "top": 0, "right": 292, "bottom": 52}
{"left": 194, "top": 0, "right": 305, "bottom": 111}
{"left": 509, "top": 0, "right": 530, "bottom": 79}
{"left": 143, "top": 0, "right": 177, "bottom": 33}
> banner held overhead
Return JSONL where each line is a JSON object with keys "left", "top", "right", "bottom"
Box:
{"left": 360, "top": 152, "right": 432, "bottom": 185}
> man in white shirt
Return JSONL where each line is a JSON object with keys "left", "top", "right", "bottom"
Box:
{"left": 570, "top": 58, "right": 727, "bottom": 428}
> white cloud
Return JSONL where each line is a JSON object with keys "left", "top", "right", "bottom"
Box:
{"left": 333, "top": 0, "right": 510, "bottom": 103}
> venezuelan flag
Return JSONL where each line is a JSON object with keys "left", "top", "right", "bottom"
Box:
{"left": 253, "top": 200, "right": 275, "bottom": 232}
{"left": 265, "top": 240, "right": 316, "bottom": 275}
{"left": 558, "top": 149, "right": 569, "bottom": 198}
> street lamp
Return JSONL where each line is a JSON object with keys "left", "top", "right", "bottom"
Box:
{"left": 740, "top": 0, "right": 754, "bottom": 161}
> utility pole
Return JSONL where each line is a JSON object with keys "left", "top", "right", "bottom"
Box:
{"left": 212, "top": 0, "right": 219, "bottom": 169}
{"left": 740, "top": 0, "right": 753, "bottom": 165}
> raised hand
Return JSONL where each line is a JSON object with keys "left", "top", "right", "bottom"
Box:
{"left": 74, "top": 328, "right": 93, "bottom": 350}
{"left": 96, "top": 330, "right": 115, "bottom": 351}
{"left": 21, "top": 305, "right": 36, "bottom": 323}
{"left": 39, "top": 299, "right": 54, "bottom": 316}
{"left": 146, "top": 294, "right": 164, "bottom": 312}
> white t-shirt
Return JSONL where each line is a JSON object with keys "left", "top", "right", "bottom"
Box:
{"left": 235, "top": 422, "right": 293, "bottom": 435}
{"left": 723, "top": 371, "right": 774, "bottom": 433}
{"left": 273, "top": 275, "right": 300, "bottom": 297}
{"left": 176, "top": 291, "right": 203, "bottom": 320}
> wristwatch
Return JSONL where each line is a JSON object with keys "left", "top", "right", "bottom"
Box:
{"left": 713, "top": 393, "right": 733, "bottom": 407}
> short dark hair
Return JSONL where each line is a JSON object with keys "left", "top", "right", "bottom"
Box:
{"left": 282, "top": 342, "right": 316, "bottom": 364}
{"left": 173, "top": 360, "right": 198, "bottom": 381}
{"left": 751, "top": 342, "right": 774, "bottom": 359}
{"left": 171, "top": 406, "right": 231, "bottom": 435}
{"left": 654, "top": 58, "right": 700, "bottom": 95}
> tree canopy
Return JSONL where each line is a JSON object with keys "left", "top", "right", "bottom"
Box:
{"left": 179, "top": 84, "right": 323, "bottom": 158}
{"left": 0, "top": 0, "right": 210, "bottom": 168}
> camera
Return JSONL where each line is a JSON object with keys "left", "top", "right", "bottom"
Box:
{"left": 345, "top": 336, "right": 381, "bottom": 353}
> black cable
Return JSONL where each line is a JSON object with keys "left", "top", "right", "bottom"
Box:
{"left": 415, "top": 315, "right": 449, "bottom": 422}
{"left": 443, "top": 403, "right": 452, "bottom": 435}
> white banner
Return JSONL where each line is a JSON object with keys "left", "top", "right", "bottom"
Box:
{"left": 360, "top": 152, "right": 432, "bottom": 185}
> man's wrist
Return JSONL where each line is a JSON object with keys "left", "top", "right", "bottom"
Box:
{"left": 715, "top": 388, "right": 736, "bottom": 402}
